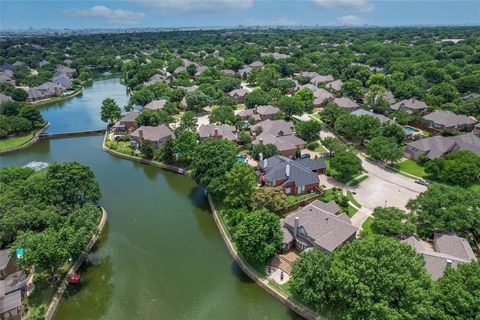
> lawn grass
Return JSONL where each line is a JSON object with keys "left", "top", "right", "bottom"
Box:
{"left": 0, "top": 132, "right": 34, "bottom": 151}
{"left": 360, "top": 217, "right": 375, "bottom": 238}
{"left": 314, "top": 143, "right": 327, "bottom": 153}
{"left": 105, "top": 139, "right": 134, "bottom": 155}
{"left": 394, "top": 160, "right": 427, "bottom": 178}
{"left": 347, "top": 191, "right": 361, "bottom": 208}
{"left": 320, "top": 188, "right": 357, "bottom": 217}
{"left": 286, "top": 192, "right": 317, "bottom": 204}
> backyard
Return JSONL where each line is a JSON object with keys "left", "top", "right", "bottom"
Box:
{"left": 0, "top": 132, "right": 34, "bottom": 151}
{"left": 394, "top": 160, "right": 427, "bottom": 178}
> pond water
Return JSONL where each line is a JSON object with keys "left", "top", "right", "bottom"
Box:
{"left": 0, "top": 76, "right": 300, "bottom": 320}
{"left": 40, "top": 75, "right": 130, "bottom": 134}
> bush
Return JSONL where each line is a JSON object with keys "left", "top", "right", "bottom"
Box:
{"left": 307, "top": 141, "right": 319, "bottom": 150}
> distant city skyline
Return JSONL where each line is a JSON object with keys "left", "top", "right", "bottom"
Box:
{"left": 1, "top": 0, "right": 479, "bottom": 30}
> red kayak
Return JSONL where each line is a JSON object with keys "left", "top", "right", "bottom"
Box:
{"left": 69, "top": 274, "right": 81, "bottom": 284}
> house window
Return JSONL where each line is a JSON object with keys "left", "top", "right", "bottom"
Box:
{"left": 285, "top": 187, "right": 291, "bottom": 194}
{"left": 297, "top": 186, "right": 305, "bottom": 194}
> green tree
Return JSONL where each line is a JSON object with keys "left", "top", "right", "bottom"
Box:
{"left": 406, "top": 183, "right": 480, "bottom": 235}
{"left": 208, "top": 105, "right": 237, "bottom": 124}
{"left": 341, "top": 79, "right": 363, "bottom": 99}
{"left": 234, "top": 209, "right": 283, "bottom": 263}
{"left": 224, "top": 163, "right": 257, "bottom": 208}
{"left": 136, "top": 109, "right": 173, "bottom": 127}
{"left": 18, "top": 104, "right": 43, "bottom": 124}
{"left": 294, "top": 88, "right": 314, "bottom": 110}
{"left": 178, "top": 111, "right": 197, "bottom": 132}
{"left": 251, "top": 143, "right": 278, "bottom": 160}
{"left": 174, "top": 130, "right": 197, "bottom": 162}
{"left": 370, "top": 207, "right": 416, "bottom": 239}
{"left": 191, "top": 139, "right": 238, "bottom": 195}
{"left": 11, "top": 88, "right": 28, "bottom": 101}
{"left": 295, "top": 120, "right": 322, "bottom": 143}
{"left": 291, "top": 237, "right": 432, "bottom": 319}
{"left": 335, "top": 114, "right": 380, "bottom": 145}
{"left": 250, "top": 188, "right": 288, "bottom": 212}
{"left": 141, "top": 140, "right": 154, "bottom": 159}
{"left": 367, "top": 136, "right": 403, "bottom": 163}
{"left": 432, "top": 261, "right": 480, "bottom": 320}
{"left": 329, "top": 151, "right": 362, "bottom": 181}
{"left": 380, "top": 122, "right": 406, "bottom": 144}
{"left": 245, "top": 89, "right": 271, "bottom": 108}
{"left": 276, "top": 96, "right": 304, "bottom": 120}
{"left": 320, "top": 101, "right": 348, "bottom": 125}
{"left": 425, "top": 150, "right": 480, "bottom": 187}
{"left": 185, "top": 91, "right": 212, "bottom": 113}
{"left": 321, "top": 137, "right": 345, "bottom": 156}
{"left": 100, "top": 98, "right": 121, "bottom": 126}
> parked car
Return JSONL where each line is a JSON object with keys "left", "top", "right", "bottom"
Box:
{"left": 415, "top": 179, "right": 430, "bottom": 186}
{"left": 300, "top": 153, "right": 311, "bottom": 159}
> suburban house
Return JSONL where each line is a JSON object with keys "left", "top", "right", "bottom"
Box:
{"left": 402, "top": 232, "right": 476, "bottom": 280}
{"left": 0, "top": 94, "right": 12, "bottom": 103}
{"left": 390, "top": 98, "right": 428, "bottom": 114}
{"left": 332, "top": 97, "right": 359, "bottom": 110}
{"left": 251, "top": 119, "right": 306, "bottom": 157}
{"left": 222, "top": 69, "right": 236, "bottom": 76}
{"left": 144, "top": 99, "right": 167, "bottom": 111}
{"left": 51, "top": 72, "right": 72, "bottom": 90}
{"left": 238, "top": 109, "right": 261, "bottom": 122}
{"left": 228, "top": 88, "right": 249, "bottom": 103}
{"left": 0, "top": 70, "right": 14, "bottom": 84}
{"left": 249, "top": 61, "right": 264, "bottom": 69}
{"left": 198, "top": 124, "right": 237, "bottom": 142}
{"left": 111, "top": 111, "right": 140, "bottom": 134}
{"left": 257, "top": 155, "right": 325, "bottom": 195}
{"left": 238, "top": 105, "right": 280, "bottom": 122}
{"left": 54, "top": 65, "right": 76, "bottom": 78}
{"left": 144, "top": 73, "right": 168, "bottom": 86}
{"left": 404, "top": 132, "right": 480, "bottom": 159}
{"left": 326, "top": 80, "right": 343, "bottom": 92}
{"left": 313, "top": 88, "right": 334, "bottom": 108}
{"left": 27, "top": 82, "right": 63, "bottom": 102}
{"left": 261, "top": 52, "right": 290, "bottom": 60}
{"left": 351, "top": 109, "right": 390, "bottom": 124}
{"left": 130, "top": 125, "right": 175, "bottom": 149}
{"left": 282, "top": 200, "right": 358, "bottom": 252}
{"left": 1, "top": 249, "right": 27, "bottom": 320}
{"left": 422, "top": 111, "right": 477, "bottom": 130}
{"left": 237, "top": 66, "right": 252, "bottom": 78}
{"left": 310, "top": 75, "right": 334, "bottom": 86}
{"left": 299, "top": 71, "right": 320, "bottom": 79}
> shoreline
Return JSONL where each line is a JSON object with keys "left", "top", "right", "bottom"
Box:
{"left": 43, "top": 206, "right": 108, "bottom": 320}
{"left": 0, "top": 122, "right": 49, "bottom": 155}
{"left": 207, "top": 195, "right": 326, "bottom": 320}
{"left": 101, "top": 132, "right": 187, "bottom": 174}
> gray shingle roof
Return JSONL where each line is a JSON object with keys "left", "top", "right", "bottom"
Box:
{"left": 198, "top": 124, "right": 237, "bottom": 141}
{"left": 333, "top": 97, "right": 358, "bottom": 109}
{"left": 282, "top": 200, "right": 357, "bottom": 252}
{"left": 259, "top": 155, "right": 322, "bottom": 188}
{"left": 256, "top": 105, "right": 280, "bottom": 116}
{"left": 131, "top": 125, "right": 174, "bottom": 142}
{"left": 351, "top": 109, "right": 390, "bottom": 124}
{"left": 390, "top": 98, "right": 427, "bottom": 111}
{"left": 0, "top": 288, "right": 21, "bottom": 314}
{"left": 144, "top": 99, "right": 167, "bottom": 110}
{"left": 406, "top": 132, "right": 480, "bottom": 159}
{"left": 0, "top": 249, "right": 11, "bottom": 271}
{"left": 251, "top": 119, "right": 294, "bottom": 136}
{"left": 434, "top": 232, "right": 477, "bottom": 262}
{"left": 423, "top": 111, "right": 476, "bottom": 128}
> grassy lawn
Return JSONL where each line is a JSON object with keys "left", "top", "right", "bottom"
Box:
{"left": 0, "top": 132, "right": 34, "bottom": 151}
{"left": 360, "top": 217, "right": 375, "bottom": 238}
{"left": 105, "top": 139, "right": 134, "bottom": 155}
{"left": 347, "top": 191, "right": 361, "bottom": 208}
{"left": 314, "top": 142, "right": 327, "bottom": 153}
{"left": 286, "top": 192, "right": 318, "bottom": 204}
{"left": 394, "top": 160, "right": 427, "bottom": 178}
{"left": 321, "top": 188, "right": 357, "bottom": 217}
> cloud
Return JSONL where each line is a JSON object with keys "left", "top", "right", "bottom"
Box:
{"left": 65, "top": 5, "right": 145, "bottom": 25}
{"left": 136, "top": 0, "right": 253, "bottom": 14}
{"left": 312, "top": 0, "right": 374, "bottom": 12}
{"left": 337, "top": 15, "right": 365, "bottom": 25}
{"left": 245, "top": 18, "right": 298, "bottom": 27}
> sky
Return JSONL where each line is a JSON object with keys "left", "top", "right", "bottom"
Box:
{"left": 1, "top": 0, "right": 479, "bottom": 30}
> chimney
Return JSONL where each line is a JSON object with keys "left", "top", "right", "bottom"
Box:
{"left": 263, "top": 159, "right": 267, "bottom": 168}
{"left": 214, "top": 128, "right": 219, "bottom": 138}
{"left": 259, "top": 137, "right": 264, "bottom": 145}
{"left": 139, "top": 129, "right": 143, "bottom": 140}
{"left": 446, "top": 259, "right": 452, "bottom": 269}
{"left": 259, "top": 152, "right": 263, "bottom": 162}
{"left": 252, "top": 132, "right": 257, "bottom": 141}
{"left": 294, "top": 217, "right": 299, "bottom": 236}
{"left": 285, "top": 164, "right": 290, "bottom": 177}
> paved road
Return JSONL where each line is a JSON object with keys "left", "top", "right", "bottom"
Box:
{"left": 348, "top": 155, "right": 427, "bottom": 227}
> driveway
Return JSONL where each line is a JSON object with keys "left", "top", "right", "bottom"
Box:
{"left": 348, "top": 155, "right": 426, "bottom": 228}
